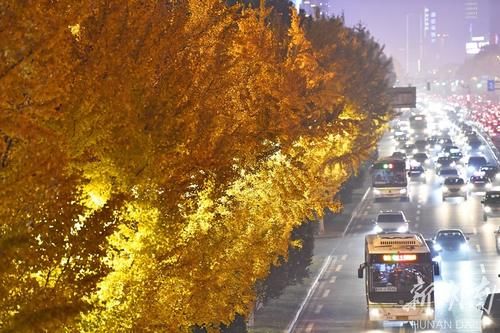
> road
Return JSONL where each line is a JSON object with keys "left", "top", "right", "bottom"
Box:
{"left": 292, "top": 115, "right": 500, "bottom": 333}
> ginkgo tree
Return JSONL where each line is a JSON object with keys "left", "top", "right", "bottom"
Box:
{"left": 0, "top": 0, "right": 394, "bottom": 332}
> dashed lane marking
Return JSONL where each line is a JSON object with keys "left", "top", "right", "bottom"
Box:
{"left": 335, "top": 264, "right": 343, "bottom": 272}
{"left": 416, "top": 216, "right": 420, "bottom": 221}
{"left": 415, "top": 223, "right": 419, "bottom": 228}
{"left": 314, "top": 304, "right": 323, "bottom": 315}
{"left": 341, "top": 254, "right": 347, "bottom": 261}
{"left": 330, "top": 276, "right": 337, "bottom": 283}
{"left": 322, "top": 289, "right": 330, "bottom": 298}
{"left": 367, "top": 205, "right": 372, "bottom": 209}
{"left": 480, "top": 264, "right": 486, "bottom": 274}
{"left": 417, "top": 204, "right": 422, "bottom": 209}
{"left": 477, "top": 244, "right": 481, "bottom": 253}
{"left": 305, "top": 322, "right": 314, "bottom": 333}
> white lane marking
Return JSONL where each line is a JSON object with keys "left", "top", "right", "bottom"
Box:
{"left": 417, "top": 204, "right": 422, "bottom": 209}
{"left": 330, "top": 276, "right": 337, "bottom": 283}
{"left": 477, "top": 244, "right": 481, "bottom": 253}
{"left": 416, "top": 210, "right": 421, "bottom": 215}
{"left": 285, "top": 254, "right": 338, "bottom": 333}
{"left": 415, "top": 223, "right": 419, "bottom": 228}
{"left": 481, "top": 264, "right": 486, "bottom": 274}
{"left": 335, "top": 264, "right": 343, "bottom": 272}
{"left": 473, "top": 227, "right": 477, "bottom": 235}
{"left": 314, "top": 304, "right": 323, "bottom": 314}
{"left": 341, "top": 254, "right": 347, "bottom": 261}
{"left": 305, "top": 322, "right": 314, "bottom": 333}
{"left": 416, "top": 216, "right": 420, "bottom": 221}
{"left": 342, "top": 187, "right": 371, "bottom": 237}
{"left": 367, "top": 205, "right": 372, "bottom": 209}
{"left": 322, "top": 289, "right": 331, "bottom": 298}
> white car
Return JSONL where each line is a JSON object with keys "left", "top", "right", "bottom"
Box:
{"left": 373, "top": 211, "right": 409, "bottom": 233}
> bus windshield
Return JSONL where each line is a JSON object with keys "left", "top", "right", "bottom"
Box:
{"left": 372, "top": 161, "right": 407, "bottom": 187}
{"left": 369, "top": 263, "right": 433, "bottom": 303}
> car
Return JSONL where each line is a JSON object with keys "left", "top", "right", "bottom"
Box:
{"left": 391, "top": 151, "right": 407, "bottom": 160}
{"left": 449, "top": 151, "right": 463, "bottom": 162}
{"left": 480, "top": 165, "right": 500, "bottom": 180}
{"left": 427, "top": 135, "right": 439, "bottom": 146}
{"left": 442, "top": 177, "right": 467, "bottom": 201}
{"left": 466, "top": 136, "right": 484, "bottom": 150}
{"left": 413, "top": 152, "right": 429, "bottom": 165}
{"left": 373, "top": 211, "right": 409, "bottom": 233}
{"left": 424, "top": 239, "right": 441, "bottom": 275}
{"left": 467, "top": 156, "right": 488, "bottom": 173}
{"left": 415, "top": 139, "right": 428, "bottom": 151}
{"left": 482, "top": 191, "right": 500, "bottom": 221}
{"left": 437, "top": 167, "right": 460, "bottom": 183}
{"left": 443, "top": 145, "right": 460, "bottom": 156}
{"left": 436, "top": 156, "right": 455, "bottom": 169}
{"left": 433, "top": 229, "right": 469, "bottom": 259}
{"left": 402, "top": 143, "right": 417, "bottom": 155}
{"left": 407, "top": 165, "right": 426, "bottom": 183}
{"left": 480, "top": 293, "right": 500, "bottom": 332}
{"left": 468, "top": 175, "right": 493, "bottom": 193}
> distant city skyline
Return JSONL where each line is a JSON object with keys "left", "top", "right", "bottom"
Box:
{"left": 293, "top": 0, "right": 498, "bottom": 78}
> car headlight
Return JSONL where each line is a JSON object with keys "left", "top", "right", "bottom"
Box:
{"left": 482, "top": 315, "right": 494, "bottom": 327}
{"left": 468, "top": 166, "right": 475, "bottom": 172}
{"left": 373, "top": 189, "right": 381, "bottom": 195}
{"left": 434, "top": 243, "right": 442, "bottom": 251}
{"left": 420, "top": 173, "right": 425, "bottom": 178}
{"left": 451, "top": 161, "right": 456, "bottom": 167}
{"left": 412, "top": 149, "right": 418, "bottom": 154}
{"left": 435, "top": 144, "right": 442, "bottom": 151}
{"left": 485, "top": 206, "right": 492, "bottom": 213}
{"left": 397, "top": 225, "right": 408, "bottom": 233}
{"left": 369, "top": 308, "right": 381, "bottom": 319}
{"left": 480, "top": 145, "right": 485, "bottom": 150}
{"left": 460, "top": 243, "right": 469, "bottom": 251}
{"left": 436, "top": 163, "right": 442, "bottom": 168}
{"left": 374, "top": 225, "right": 383, "bottom": 233}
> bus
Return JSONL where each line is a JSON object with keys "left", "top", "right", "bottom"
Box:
{"left": 358, "top": 233, "right": 435, "bottom": 322}
{"left": 371, "top": 158, "right": 409, "bottom": 201}
{"left": 409, "top": 114, "right": 427, "bottom": 131}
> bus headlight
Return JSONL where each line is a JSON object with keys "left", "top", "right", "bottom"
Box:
{"left": 485, "top": 206, "right": 492, "bottom": 213}
{"left": 397, "top": 225, "right": 408, "bottom": 233}
{"left": 369, "top": 308, "right": 381, "bottom": 319}
{"left": 434, "top": 243, "right": 442, "bottom": 251}
{"left": 425, "top": 308, "right": 434, "bottom": 317}
{"left": 400, "top": 188, "right": 407, "bottom": 194}
{"left": 482, "top": 315, "right": 494, "bottom": 327}
{"left": 373, "top": 189, "right": 381, "bottom": 195}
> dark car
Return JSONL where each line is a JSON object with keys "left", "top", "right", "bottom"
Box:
{"left": 437, "top": 167, "right": 460, "bottom": 184}
{"left": 436, "top": 156, "right": 455, "bottom": 169}
{"left": 467, "top": 136, "right": 484, "bottom": 150}
{"left": 424, "top": 239, "right": 441, "bottom": 275}
{"left": 433, "top": 229, "right": 469, "bottom": 259}
{"left": 449, "top": 151, "right": 463, "bottom": 162}
{"left": 408, "top": 165, "right": 426, "bottom": 183}
{"left": 415, "top": 139, "right": 428, "bottom": 151}
{"left": 468, "top": 175, "right": 492, "bottom": 193}
{"left": 480, "top": 293, "right": 500, "bottom": 332}
{"left": 482, "top": 191, "right": 500, "bottom": 222}
{"left": 391, "top": 151, "right": 407, "bottom": 160}
{"left": 402, "top": 143, "right": 417, "bottom": 155}
{"left": 427, "top": 135, "right": 439, "bottom": 146}
{"left": 480, "top": 165, "right": 499, "bottom": 180}
{"left": 467, "top": 156, "right": 488, "bottom": 172}
{"left": 413, "top": 152, "right": 429, "bottom": 165}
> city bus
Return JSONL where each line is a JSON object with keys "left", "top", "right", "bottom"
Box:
{"left": 371, "top": 158, "right": 409, "bottom": 201}
{"left": 409, "top": 114, "right": 427, "bottom": 131}
{"left": 358, "top": 233, "right": 435, "bottom": 322}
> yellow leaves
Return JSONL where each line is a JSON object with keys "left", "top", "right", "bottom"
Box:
{"left": 68, "top": 23, "right": 81, "bottom": 41}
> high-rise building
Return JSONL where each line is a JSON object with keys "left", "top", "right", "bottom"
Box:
{"left": 490, "top": 0, "right": 500, "bottom": 44}
{"left": 299, "top": 0, "right": 333, "bottom": 18}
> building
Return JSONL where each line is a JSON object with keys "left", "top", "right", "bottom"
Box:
{"left": 299, "top": 0, "right": 333, "bottom": 18}
{"left": 490, "top": 0, "right": 500, "bottom": 44}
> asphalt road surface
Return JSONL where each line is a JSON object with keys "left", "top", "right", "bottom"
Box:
{"left": 292, "top": 112, "right": 500, "bottom": 333}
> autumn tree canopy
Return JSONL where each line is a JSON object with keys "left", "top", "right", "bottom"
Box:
{"left": 0, "top": 0, "right": 394, "bottom": 332}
